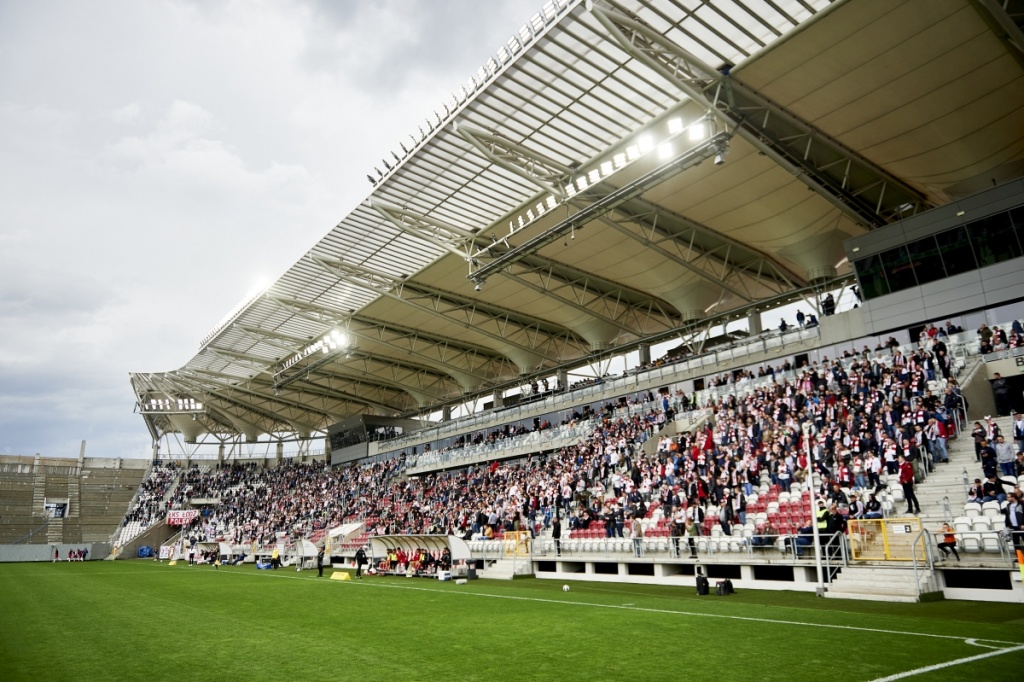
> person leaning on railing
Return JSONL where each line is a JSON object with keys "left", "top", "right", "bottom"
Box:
{"left": 935, "top": 523, "right": 960, "bottom": 561}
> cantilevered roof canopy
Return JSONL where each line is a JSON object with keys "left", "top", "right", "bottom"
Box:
{"left": 132, "top": 0, "right": 1024, "bottom": 444}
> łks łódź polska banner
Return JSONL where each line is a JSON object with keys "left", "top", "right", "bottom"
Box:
{"left": 166, "top": 510, "right": 200, "bottom": 526}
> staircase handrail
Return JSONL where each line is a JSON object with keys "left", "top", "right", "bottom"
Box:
{"left": 13, "top": 519, "right": 52, "bottom": 545}
{"left": 910, "top": 529, "right": 935, "bottom": 594}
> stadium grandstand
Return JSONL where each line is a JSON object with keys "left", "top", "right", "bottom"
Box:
{"left": 6, "top": 0, "right": 1024, "bottom": 604}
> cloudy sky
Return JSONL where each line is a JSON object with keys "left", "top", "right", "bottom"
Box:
{"left": 0, "top": 0, "right": 544, "bottom": 459}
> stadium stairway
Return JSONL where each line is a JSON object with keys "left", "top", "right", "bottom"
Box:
{"left": 825, "top": 565, "right": 941, "bottom": 603}
{"left": 477, "top": 558, "right": 534, "bottom": 580}
{"left": 916, "top": 415, "right": 1013, "bottom": 529}
{"left": 641, "top": 409, "right": 710, "bottom": 458}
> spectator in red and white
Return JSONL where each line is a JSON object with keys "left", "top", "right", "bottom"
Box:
{"left": 898, "top": 454, "right": 920, "bottom": 515}
{"left": 925, "top": 417, "right": 948, "bottom": 464}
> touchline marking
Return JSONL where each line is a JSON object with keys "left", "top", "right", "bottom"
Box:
{"left": 163, "top": 567, "right": 1024, "bottom": 650}
{"left": 356, "top": 579, "right": 1022, "bottom": 647}
{"left": 865, "top": 644, "right": 1024, "bottom": 681}
{"left": 964, "top": 638, "right": 1003, "bottom": 650}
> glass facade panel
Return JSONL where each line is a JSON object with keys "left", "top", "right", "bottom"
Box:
{"left": 855, "top": 254, "right": 889, "bottom": 300}
{"left": 881, "top": 245, "right": 917, "bottom": 293}
{"left": 935, "top": 225, "right": 977, "bottom": 277}
{"left": 905, "top": 236, "right": 945, "bottom": 285}
{"left": 968, "top": 211, "right": 1021, "bottom": 266}
{"left": 1010, "top": 206, "right": 1024, "bottom": 234}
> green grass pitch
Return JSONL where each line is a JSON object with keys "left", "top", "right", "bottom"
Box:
{"left": 2, "top": 561, "right": 1023, "bottom": 681}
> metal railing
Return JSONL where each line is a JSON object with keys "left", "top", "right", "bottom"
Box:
{"left": 520, "top": 531, "right": 851, "bottom": 565}
{"left": 12, "top": 519, "right": 53, "bottom": 545}
{"left": 910, "top": 529, "right": 934, "bottom": 592}
{"left": 823, "top": 531, "right": 849, "bottom": 582}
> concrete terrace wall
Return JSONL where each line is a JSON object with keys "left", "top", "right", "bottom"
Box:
{"left": 0, "top": 456, "right": 145, "bottom": 546}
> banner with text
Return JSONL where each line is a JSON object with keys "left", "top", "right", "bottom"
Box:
{"left": 166, "top": 510, "right": 200, "bottom": 526}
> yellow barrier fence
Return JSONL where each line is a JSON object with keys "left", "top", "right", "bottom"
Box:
{"left": 848, "top": 518, "right": 926, "bottom": 561}
{"left": 503, "top": 531, "right": 531, "bottom": 557}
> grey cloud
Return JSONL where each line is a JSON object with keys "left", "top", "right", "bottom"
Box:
{"left": 301, "top": 0, "right": 543, "bottom": 92}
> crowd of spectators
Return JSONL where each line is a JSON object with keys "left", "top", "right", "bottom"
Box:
{"left": 149, "top": 324, "right": 983, "bottom": 554}
{"left": 120, "top": 463, "right": 179, "bottom": 529}
{"left": 129, "top": 313, "right": 1024, "bottom": 564}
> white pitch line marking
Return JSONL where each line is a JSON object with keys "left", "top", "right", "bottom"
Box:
{"left": 134, "top": 565, "right": 1024, "bottom": 651}
{"left": 353, "top": 578, "right": 1023, "bottom": 647}
{"left": 964, "top": 638, "right": 1004, "bottom": 650}
{"left": 865, "top": 644, "right": 1024, "bottom": 681}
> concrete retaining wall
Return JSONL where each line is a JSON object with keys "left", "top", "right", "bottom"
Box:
{"left": 0, "top": 542, "right": 110, "bottom": 563}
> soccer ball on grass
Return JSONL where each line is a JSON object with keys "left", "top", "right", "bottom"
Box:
{"left": 562, "top": 585, "right": 570, "bottom": 592}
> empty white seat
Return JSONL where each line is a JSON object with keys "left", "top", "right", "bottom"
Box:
{"left": 963, "top": 502, "right": 982, "bottom": 518}
{"left": 981, "top": 532, "right": 1002, "bottom": 553}
{"left": 953, "top": 517, "right": 973, "bottom": 533}
{"left": 981, "top": 502, "right": 1001, "bottom": 519}
{"left": 971, "top": 517, "right": 992, "bottom": 532}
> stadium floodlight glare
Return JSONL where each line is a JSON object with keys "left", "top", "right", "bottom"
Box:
{"left": 689, "top": 123, "right": 706, "bottom": 141}
{"left": 637, "top": 134, "right": 654, "bottom": 153}
{"left": 658, "top": 142, "right": 673, "bottom": 159}
{"left": 668, "top": 117, "right": 683, "bottom": 134}
{"left": 625, "top": 145, "right": 640, "bottom": 161}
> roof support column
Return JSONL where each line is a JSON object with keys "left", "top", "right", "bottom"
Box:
{"left": 748, "top": 311, "right": 762, "bottom": 336}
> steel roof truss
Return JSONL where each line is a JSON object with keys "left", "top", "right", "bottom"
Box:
{"left": 311, "top": 256, "right": 585, "bottom": 364}
{"left": 592, "top": 3, "right": 932, "bottom": 227}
